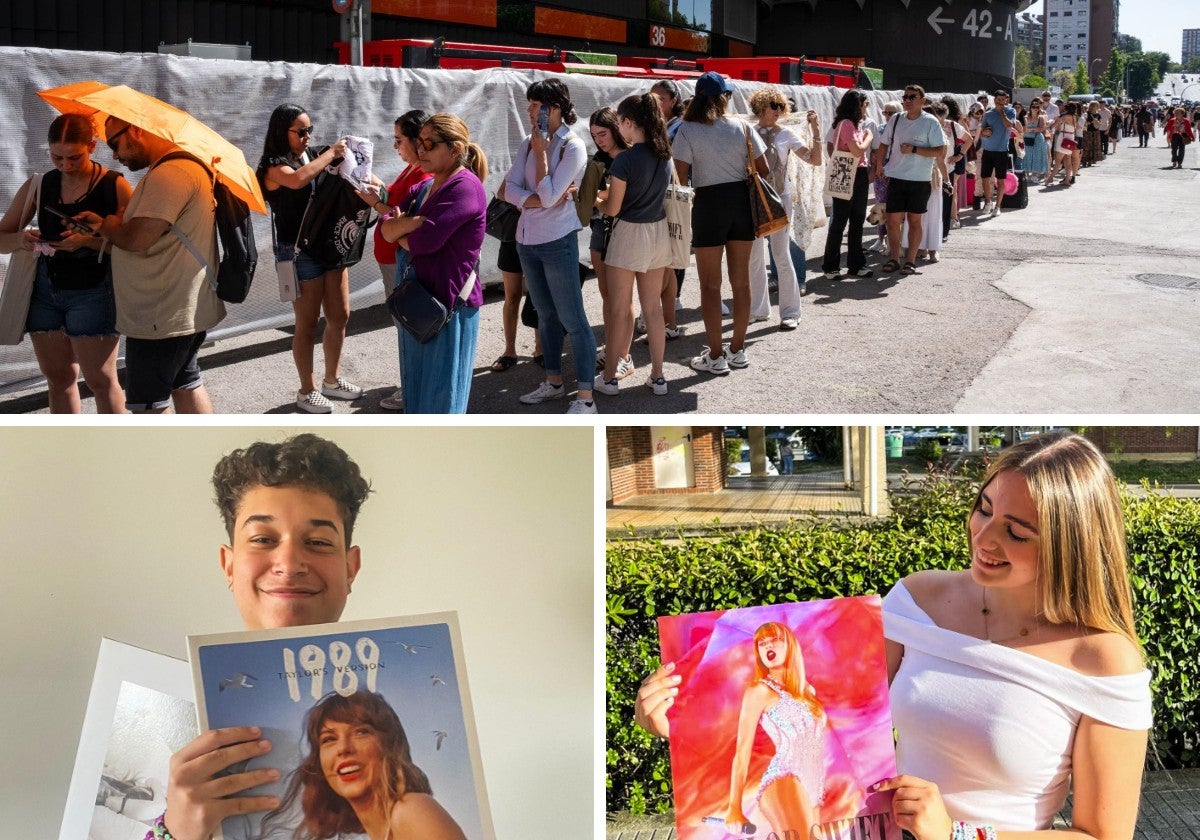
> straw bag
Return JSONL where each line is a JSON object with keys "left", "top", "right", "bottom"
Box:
{"left": 743, "top": 124, "right": 788, "bottom": 238}
{"left": 0, "top": 173, "right": 43, "bottom": 345}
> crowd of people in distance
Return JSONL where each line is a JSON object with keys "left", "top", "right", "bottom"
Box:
{"left": 3, "top": 78, "right": 1185, "bottom": 414}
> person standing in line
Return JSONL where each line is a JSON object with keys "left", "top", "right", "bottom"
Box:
{"left": 977, "top": 90, "right": 1016, "bottom": 217}
{"left": 651, "top": 80, "right": 688, "bottom": 316}
{"left": 0, "top": 113, "right": 129, "bottom": 413}
{"left": 747, "top": 88, "right": 820, "bottom": 330}
{"left": 505, "top": 78, "right": 596, "bottom": 414}
{"left": 673, "top": 71, "right": 769, "bottom": 375}
{"left": 1135, "top": 103, "right": 1154, "bottom": 148}
{"left": 587, "top": 107, "right": 634, "bottom": 383}
{"left": 75, "top": 115, "right": 224, "bottom": 413}
{"left": 258, "top": 103, "right": 365, "bottom": 414}
{"left": 367, "top": 109, "right": 431, "bottom": 411}
{"left": 821, "top": 89, "right": 873, "bottom": 282}
{"left": 875, "top": 85, "right": 946, "bottom": 276}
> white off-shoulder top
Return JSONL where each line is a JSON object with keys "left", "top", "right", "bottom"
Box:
{"left": 883, "top": 579, "right": 1152, "bottom": 831}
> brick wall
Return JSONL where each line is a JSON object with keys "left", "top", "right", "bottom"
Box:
{"left": 606, "top": 427, "right": 728, "bottom": 503}
{"left": 1083, "top": 427, "right": 1199, "bottom": 456}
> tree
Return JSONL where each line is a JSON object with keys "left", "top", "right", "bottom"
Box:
{"left": 1019, "top": 73, "right": 1050, "bottom": 89}
{"left": 1126, "top": 58, "right": 1159, "bottom": 101}
{"left": 1117, "top": 34, "right": 1143, "bottom": 54}
{"left": 1054, "top": 68, "right": 1077, "bottom": 96}
{"left": 1015, "top": 46, "right": 1032, "bottom": 81}
{"left": 1100, "top": 49, "right": 1127, "bottom": 98}
{"left": 1074, "top": 59, "right": 1091, "bottom": 93}
{"left": 1143, "top": 51, "right": 1173, "bottom": 80}
{"left": 1186, "top": 56, "right": 1200, "bottom": 74}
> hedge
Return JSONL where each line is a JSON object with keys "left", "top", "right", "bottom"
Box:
{"left": 605, "top": 470, "right": 1200, "bottom": 814}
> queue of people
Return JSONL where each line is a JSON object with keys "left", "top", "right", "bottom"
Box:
{"left": 2, "top": 78, "right": 1164, "bottom": 414}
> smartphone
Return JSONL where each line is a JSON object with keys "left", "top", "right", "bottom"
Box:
{"left": 537, "top": 104, "right": 551, "bottom": 138}
{"left": 43, "top": 205, "right": 97, "bottom": 235}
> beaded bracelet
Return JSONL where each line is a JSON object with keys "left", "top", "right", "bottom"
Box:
{"left": 951, "top": 820, "right": 997, "bottom": 840}
{"left": 144, "top": 813, "right": 176, "bottom": 840}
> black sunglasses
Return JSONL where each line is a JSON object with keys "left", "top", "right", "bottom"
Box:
{"left": 902, "top": 93, "right": 920, "bottom": 101}
{"left": 289, "top": 126, "right": 315, "bottom": 138}
{"left": 106, "top": 125, "right": 130, "bottom": 152}
{"left": 769, "top": 102, "right": 785, "bottom": 111}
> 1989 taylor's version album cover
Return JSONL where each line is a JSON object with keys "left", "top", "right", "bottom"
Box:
{"left": 189, "top": 612, "right": 493, "bottom": 840}
{"left": 658, "top": 597, "right": 901, "bottom": 840}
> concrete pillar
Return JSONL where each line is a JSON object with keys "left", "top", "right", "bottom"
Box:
{"left": 749, "top": 427, "right": 768, "bottom": 476}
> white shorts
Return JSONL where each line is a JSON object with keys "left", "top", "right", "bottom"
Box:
{"left": 604, "top": 217, "right": 673, "bottom": 274}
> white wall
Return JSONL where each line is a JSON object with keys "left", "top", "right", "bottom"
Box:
{"left": 0, "top": 425, "right": 595, "bottom": 839}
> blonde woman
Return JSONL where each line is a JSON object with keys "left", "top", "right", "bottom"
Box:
{"left": 1047, "top": 103, "right": 1079, "bottom": 186}
{"left": 639, "top": 430, "right": 1151, "bottom": 840}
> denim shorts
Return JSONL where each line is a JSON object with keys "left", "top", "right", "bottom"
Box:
{"left": 276, "top": 244, "right": 329, "bottom": 283}
{"left": 25, "top": 258, "right": 117, "bottom": 338}
{"left": 124, "top": 331, "right": 206, "bottom": 411}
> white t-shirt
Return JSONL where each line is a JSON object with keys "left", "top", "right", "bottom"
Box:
{"left": 756, "top": 123, "right": 810, "bottom": 199}
{"left": 880, "top": 111, "right": 947, "bottom": 182}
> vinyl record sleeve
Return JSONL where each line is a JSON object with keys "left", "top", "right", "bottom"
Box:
{"left": 59, "top": 638, "right": 197, "bottom": 840}
{"left": 189, "top": 612, "right": 493, "bottom": 840}
{"left": 658, "top": 597, "right": 901, "bottom": 840}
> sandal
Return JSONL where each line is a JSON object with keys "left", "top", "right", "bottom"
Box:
{"left": 881, "top": 259, "right": 901, "bottom": 273}
{"left": 901, "top": 262, "right": 917, "bottom": 276}
{"left": 490, "top": 355, "right": 517, "bottom": 373}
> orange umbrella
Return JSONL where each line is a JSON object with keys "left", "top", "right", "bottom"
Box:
{"left": 37, "top": 81, "right": 266, "bottom": 214}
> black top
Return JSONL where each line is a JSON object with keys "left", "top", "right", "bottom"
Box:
{"left": 607, "top": 143, "right": 670, "bottom": 224}
{"left": 37, "top": 166, "right": 122, "bottom": 290}
{"left": 262, "top": 148, "right": 321, "bottom": 245}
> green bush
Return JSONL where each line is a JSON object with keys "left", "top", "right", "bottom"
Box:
{"left": 913, "top": 437, "right": 944, "bottom": 462}
{"left": 1019, "top": 73, "right": 1050, "bottom": 89}
{"left": 605, "top": 473, "right": 1200, "bottom": 814}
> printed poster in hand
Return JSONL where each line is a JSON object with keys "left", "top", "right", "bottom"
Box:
{"left": 189, "top": 612, "right": 494, "bottom": 840}
{"left": 658, "top": 597, "right": 900, "bottom": 840}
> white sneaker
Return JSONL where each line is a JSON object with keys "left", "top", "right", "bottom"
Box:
{"left": 321, "top": 377, "right": 363, "bottom": 400}
{"left": 615, "top": 355, "right": 635, "bottom": 380}
{"left": 565, "top": 398, "right": 597, "bottom": 414}
{"left": 647, "top": 376, "right": 668, "bottom": 396}
{"left": 724, "top": 346, "right": 750, "bottom": 369}
{"left": 991, "top": 204, "right": 1001, "bottom": 217}
{"left": 297, "top": 389, "right": 333, "bottom": 414}
{"left": 981, "top": 202, "right": 993, "bottom": 214}
{"left": 780, "top": 317, "right": 799, "bottom": 331}
{"left": 664, "top": 324, "right": 686, "bottom": 340}
{"left": 379, "top": 389, "right": 404, "bottom": 411}
{"left": 519, "top": 381, "right": 565, "bottom": 404}
{"left": 950, "top": 218, "right": 962, "bottom": 229}
{"left": 823, "top": 271, "right": 841, "bottom": 281}
{"left": 634, "top": 315, "right": 646, "bottom": 335}
{"left": 593, "top": 374, "right": 620, "bottom": 396}
{"left": 690, "top": 348, "right": 730, "bottom": 375}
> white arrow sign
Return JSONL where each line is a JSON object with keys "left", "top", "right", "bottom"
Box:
{"left": 928, "top": 6, "right": 954, "bottom": 35}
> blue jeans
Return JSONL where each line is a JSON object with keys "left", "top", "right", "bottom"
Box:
{"left": 517, "top": 232, "right": 596, "bottom": 391}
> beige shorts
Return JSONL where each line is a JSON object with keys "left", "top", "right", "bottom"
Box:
{"left": 604, "top": 217, "right": 673, "bottom": 274}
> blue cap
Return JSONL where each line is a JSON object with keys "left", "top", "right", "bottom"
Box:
{"left": 695, "top": 71, "right": 734, "bottom": 97}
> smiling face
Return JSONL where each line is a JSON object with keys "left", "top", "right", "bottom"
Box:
{"left": 319, "top": 718, "right": 385, "bottom": 806}
{"left": 219, "top": 485, "right": 360, "bottom": 630}
{"left": 969, "top": 469, "right": 1040, "bottom": 590}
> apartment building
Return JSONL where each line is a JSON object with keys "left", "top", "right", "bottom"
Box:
{"left": 1045, "top": 0, "right": 1118, "bottom": 83}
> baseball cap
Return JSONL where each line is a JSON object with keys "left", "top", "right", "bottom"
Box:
{"left": 695, "top": 71, "right": 734, "bottom": 97}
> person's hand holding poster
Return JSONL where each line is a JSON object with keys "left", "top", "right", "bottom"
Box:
{"left": 658, "top": 597, "right": 900, "bottom": 840}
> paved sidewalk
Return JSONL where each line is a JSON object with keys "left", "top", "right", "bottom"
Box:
{"left": 1, "top": 137, "right": 1196, "bottom": 414}
{"left": 606, "top": 769, "right": 1200, "bottom": 839}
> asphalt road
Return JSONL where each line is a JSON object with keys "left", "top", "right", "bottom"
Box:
{"left": 2, "top": 134, "right": 1197, "bottom": 414}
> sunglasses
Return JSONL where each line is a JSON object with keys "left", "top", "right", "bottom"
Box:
{"left": 416, "top": 137, "right": 450, "bottom": 152}
{"left": 769, "top": 102, "right": 785, "bottom": 111}
{"left": 106, "top": 125, "right": 130, "bottom": 152}
{"left": 902, "top": 93, "right": 920, "bottom": 101}
{"left": 289, "top": 126, "right": 315, "bottom": 138}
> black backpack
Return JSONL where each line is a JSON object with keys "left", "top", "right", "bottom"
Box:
{"left": 157, "top": 151, "right": 258, "bottom": 303}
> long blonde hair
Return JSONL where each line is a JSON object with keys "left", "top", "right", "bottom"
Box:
{"left": 751, "top": 622, "right": 822, "bottom": 714}
{"left": 970, "top": 431, "right": 1141, "bottom": 653}
{"left": 424, "top": 113, "right": 487, "bottom": 182}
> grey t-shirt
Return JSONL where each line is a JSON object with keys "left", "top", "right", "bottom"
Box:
{"left": 671, "top": 116, "right": 767, "bottom": 188}
{"left": 608, "top": 143, "right": 671, "bottom": 224}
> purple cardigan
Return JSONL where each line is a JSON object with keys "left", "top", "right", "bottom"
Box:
{"left": 400, "top": 168, "right": 486, "bottom": 310}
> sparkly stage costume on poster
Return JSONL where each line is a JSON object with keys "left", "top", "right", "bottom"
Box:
{"left": 189, "top": 613, "right": 493, "bottom": 840}
{"left": 658, "top": 598, "right": 901, "bottom": 840}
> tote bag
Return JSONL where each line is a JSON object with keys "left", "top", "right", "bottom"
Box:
{"left": 663, "top": 165, "right": 694, "bottom": 269}
{"left": 0, "top": 173, "right": 43, "bottom": 345}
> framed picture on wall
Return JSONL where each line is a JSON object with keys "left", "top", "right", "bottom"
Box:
{"left": 189, "top": 612, "right": 493, "bottom": 840}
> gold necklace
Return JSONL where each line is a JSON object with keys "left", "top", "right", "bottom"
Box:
{"left": 981, "top": 587, "right": 1037, "bottom": 640}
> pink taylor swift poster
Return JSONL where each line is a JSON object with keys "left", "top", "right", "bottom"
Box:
{"left": 658, "top": 597, "right": 900, "bottom": 840}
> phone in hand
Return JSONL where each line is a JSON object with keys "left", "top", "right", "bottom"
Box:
{"left": 43, "top": 205, "right": 98, "bottom": 236}
{"left": 537, "top": 104, "right": 551, "bottom": 138}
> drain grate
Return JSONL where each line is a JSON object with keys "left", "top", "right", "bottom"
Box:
{"left": 1133, "top": 273, "right": 1200, "bottom": 290}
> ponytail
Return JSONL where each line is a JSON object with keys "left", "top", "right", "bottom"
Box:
{"left": 617, "top": 94, "right": 671, "bottom": 160}
{"left": 464, "top": 142, "right": 488, "bottom": 182}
